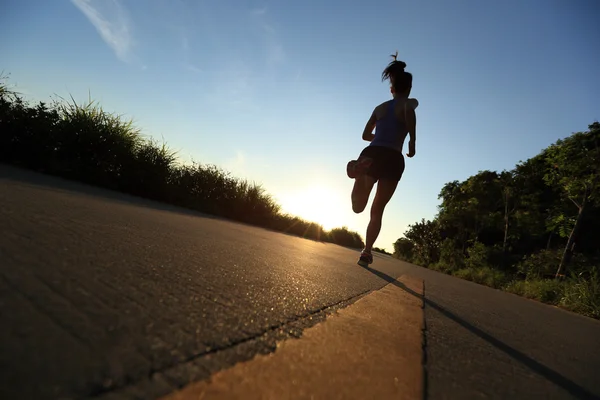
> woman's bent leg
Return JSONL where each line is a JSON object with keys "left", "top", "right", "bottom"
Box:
{"left": 364, "top": 179, "right": 399, "bottom": 252}
{"left": 351, "top": 174, "right": 376, "bottom": 213}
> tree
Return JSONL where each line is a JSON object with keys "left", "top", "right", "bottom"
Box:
{"left": 437, "top": 180, "right": 471, "bottom": 253}
{"left": 543, "top": 122, "right": 600, "bottom": 277}
{"left": 403, "top": 218, "right": 441, "bottom": 266}
{"left": 437, "top": 171, "right": 504, "bottom": 251}
{"left": 393, "top": 121, "right": 600, "bottom": 288}
{"left": 512, "top": 153, "right": 562, "bottom": 254}
{"left": 499, "top": 170, "right": 517, "bottom": 255}
{"left": 393, "top": 238, "right": 414, "bottom": 261}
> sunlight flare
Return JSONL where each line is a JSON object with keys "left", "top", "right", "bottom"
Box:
{"left": 277, "top": 184, "right": 347, "bottom": 231}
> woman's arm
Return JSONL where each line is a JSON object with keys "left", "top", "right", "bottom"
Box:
{"left": 406, "top": 107, "right": 416, "bottom": 157}
{"left": 362, "top": 110, "right": 377, "bottom": 142}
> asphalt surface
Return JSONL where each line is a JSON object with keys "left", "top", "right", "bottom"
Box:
{"left": 1, "top": 164, "right": 600, "bottom": 400}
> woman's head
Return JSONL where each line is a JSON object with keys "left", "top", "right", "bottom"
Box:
{"left": 382, "top": 51, "right": 412, "bottom": 97}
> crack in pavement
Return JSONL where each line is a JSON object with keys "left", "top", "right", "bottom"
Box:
{"left": 91, "top": 287, "right": 374, "bottom": 399}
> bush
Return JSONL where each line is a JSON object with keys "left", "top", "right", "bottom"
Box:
{"left": 326, "top": 227, "right": 365, "bottom": 249}
{"left": 393, "top": 237, "right": 414, "bottom": 262}
{"left": 560, "top": 269, "right": 600, "bottom": 319}
{"left": 437, "top": 239, "right": 465, "bottom": 272}
{"left": 504, "top": 279, "right": 565, "bottom": 304}
{"left": 516, "top": 249, "right": 563, "bottom": 279}
{"left": 503, "top": 270, "right": 599, "bottom": 318}
{"left": 465, "top": 242, "right": 506, "bottom": 270}
{"left": 453, "top": 267, "right": 509, "bottom": 289}
{"left": 427, "top": 262, "right": 455, "bottom": 274}
{"left": 466, "top": 241, "right": 489, "bottom": 269}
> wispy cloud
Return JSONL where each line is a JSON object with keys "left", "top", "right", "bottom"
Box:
{"left": 71, "top": 0, "right": 134, "bottom": 63}
{"left": 179, "top": 31, "right": 203, "bottom": 73}
{"left": 204, "top": 59, "right": 258, "bottom": 110}
{"left": 251, "top": 7, "right": 267, "bottom": 16}
{"left": 225, "top": 150, "right": 247, "bottom": 175}
{"left": 250, "top": 7, "right": 286, "bottom": 67}
{"left": 265, "top": 37, "right": 285, "bottom": 66}
{"left": 184, "top": 62, "right": 203, "bottom": 74}
{"left": 181, "top": 35, "right": 189, "bottom": 52}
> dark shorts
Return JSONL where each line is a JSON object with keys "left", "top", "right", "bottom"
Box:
{"left": 359, "top": 145, "right": 405, "bottom": 182}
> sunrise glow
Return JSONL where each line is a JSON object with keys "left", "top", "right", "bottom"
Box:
{"left": 277, "top": 185, "right": 347, "bottom": 231}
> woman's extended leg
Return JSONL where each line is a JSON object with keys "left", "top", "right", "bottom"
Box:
{"left": 364, "top": 178, "right": 399, "bottom": 252}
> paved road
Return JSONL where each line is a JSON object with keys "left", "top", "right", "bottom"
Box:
{"left": 1, "top": 165, "right": 599, "bottom": 400}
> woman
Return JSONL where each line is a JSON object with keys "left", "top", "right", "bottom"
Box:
{"left": 347, "top": 52, "right": 418, "bottom": 267}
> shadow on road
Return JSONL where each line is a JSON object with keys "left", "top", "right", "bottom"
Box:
{"left": 359, "top": 264, "right": 599, "bottom": 400}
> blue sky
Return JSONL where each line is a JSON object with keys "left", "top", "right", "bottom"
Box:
{"left": 2, "top": 0, "right": 599, "bottom": 252}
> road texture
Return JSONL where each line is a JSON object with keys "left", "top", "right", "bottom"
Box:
{"left": 162, "top": 275, "right": 425, "bottom": 400}
{"left": 1, "top": 164, "right": 599, "bottom": 400}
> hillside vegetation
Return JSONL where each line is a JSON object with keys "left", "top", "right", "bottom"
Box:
{"left": 394, "top": 122, "right": 600, "bottom": 318}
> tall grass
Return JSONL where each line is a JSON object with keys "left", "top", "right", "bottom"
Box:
{"left": 433, "top": 256, "right": 600, "bottom": 319}
{"left": 559, "top": 270, "right": 600, "bottom": 319}
{"left": 0, "top": 77, "right": 365, "bottom": 250}
{"left": 453, "top": 267, "right": 510, "bottom": 289}
{"left": 396, "top": 234, "right": 599, "bottom": 319}
{"left": 503, "top": 272, "right": 600, "bottom": 319}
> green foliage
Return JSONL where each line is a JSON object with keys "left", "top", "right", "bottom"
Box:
{"left": 504, "top": 279, "right": 565, "bottom": 305}
{"left": 544, "top": 123, "right": 600, "bottom": 209}
{"left": 453, "top": 267, "right": 509, "bottom": 289}
{"left": 560, "top": 269, "right": 600, "bottom": 319}
{"left": 393, "top": 120, "right": 600, "bottom": 319}
{"left": 516, "top": 249, "right": 563, "bottom": 279}
{"left": 0, "top": 77, "right": 364, "bottom": 249}
{"left": 393, "top": 237, "right": 414, "bottom": 261}
{"left": 465, "top": 241, "right": 489, "bottom": 269}
{"left": 403, "top": 218, "right": 441, "bottom": 266}
{"left": 543, "top": 123, "right": 600, "bottom": 275}
{"left": 437, "top": 239, "right": 465, "bottom": 272}
{"left": 503, "top": 272, "right": 599, "bottom": 318}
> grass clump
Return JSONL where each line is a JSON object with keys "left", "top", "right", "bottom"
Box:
{"left": 559, "top": 270, "right": 600, "bottom": 319}
{"left": 429, "top": 246, "right": 599, "bottom": 319}
{"left": 453, "top": 267, "right": 509, "bottom": 289}
{"left": 0, "top": 75, "right": 364, "bottom": 249}
{"left": 504, "top": 278, "right": 565, "bottom": 305}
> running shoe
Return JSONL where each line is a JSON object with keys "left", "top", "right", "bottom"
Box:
{"left": 357, "top": 249, "right": 373, "bottom": 267}
{"left": 347, "top": 157, "right": 373, "bottom": 179}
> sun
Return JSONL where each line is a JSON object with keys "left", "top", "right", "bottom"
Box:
{"left": 277, "top": 185, "right": 347, "bottom": 231}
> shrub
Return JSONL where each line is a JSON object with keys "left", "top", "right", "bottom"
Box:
{"left": 453, "top": 267, "right": 509, "bottom": 289}
{"left": 437, "top": 239, "right": 465, "bottom": 272}
{"left": 560, "top": 269, "right": 600, "bottom": 319}
{"left": 326, "top": 226, "right": 365, "bottom": 249}
{"left": 504, "top": 279, "right": 565, "bottom": 305}
{"left": 393, "top": 237, "right": 414, "bottom": 262}
{"left": 516, "top": 249, "right": 563, "bottom": 279}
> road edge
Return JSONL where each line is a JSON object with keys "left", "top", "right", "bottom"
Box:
{"left": 159, "top": 275, "right": 425, "bottom": 400}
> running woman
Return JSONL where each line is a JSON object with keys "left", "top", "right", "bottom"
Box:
{"left": 347, "top": 52, "right": 418, "bottom": 267}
